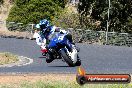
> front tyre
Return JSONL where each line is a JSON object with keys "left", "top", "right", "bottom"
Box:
{"left": 60, "top": 49, "right": 75, "bottom": 67}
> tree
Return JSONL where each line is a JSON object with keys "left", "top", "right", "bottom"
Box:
{"left": 53, "top": 0, "right": 68, "bottom": 8}
{"left": 7, "top": 0, "right": 63, "bottom": 24}
{"left": 78, "top": 0, "right": 132, "bottom": 33}
{"left": 109, "top": 0, "right": 132, "bottom": 32}
{"left": 0, "top": 0, "right": 4, "bottom": 14}
{"left": 0, "top": 0, "right": 4, "bottom": 5}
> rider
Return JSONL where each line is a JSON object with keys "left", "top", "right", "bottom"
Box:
{"left": 36, "top": 19, "right": 74, "bottom": 50}
{"left": 35, "top": 18, "right": 80, "bottom": 63}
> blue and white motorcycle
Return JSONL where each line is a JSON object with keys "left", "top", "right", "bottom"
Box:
{"left": 46, "top": 32, "right": 81, "bottom": 67}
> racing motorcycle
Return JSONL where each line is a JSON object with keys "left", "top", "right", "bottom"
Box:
{"left": 45, "top": 32, "right": 81, "bottom": 67}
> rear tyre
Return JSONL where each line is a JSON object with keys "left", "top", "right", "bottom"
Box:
{"left": 60, "top": 50, "right": 75, "bottom": 67}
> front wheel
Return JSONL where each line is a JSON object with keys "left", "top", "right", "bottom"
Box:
{"left": 60, "top": 49, "right": 75, "bottom": 67}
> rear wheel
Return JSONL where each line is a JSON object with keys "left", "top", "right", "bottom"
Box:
{"left": 60, "top": 50, "right": 75, "bottom": 67}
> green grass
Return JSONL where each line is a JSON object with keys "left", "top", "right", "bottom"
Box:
{"left": 0, "top": 80, "right": 132, "bottom": 88}
{"left": 0, "top": 52, "right": 18, "bottom": 65}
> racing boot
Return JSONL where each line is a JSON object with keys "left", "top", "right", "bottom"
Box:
{"left": 45, "top": 50, "right": 54, "bottom": 63}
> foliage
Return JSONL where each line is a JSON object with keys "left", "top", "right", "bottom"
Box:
{"left": 78, "top": 0, "right": 132, "bottom": 33}
{"left": 0, "top": 52, "right": 18, "bottom": 65}
{"left": 53, "top": 0, "right": 69, "bottom": 8}
{"left": 0, "top": 80, "right": 131, "bottom": 88}
{"left": 0, "top": 0, "right": 3, "bottom": 14}
{"left": 0, "top": 0, "right": 4, "bottom": 5}
{"left": 0, "top": 0, "right": 3, "bottom": 5}
{"left": 52, "top": 6, "right": 80, "bottom": 29}
{"left": 7, "top": 0, "right": 64, "bottom": 24}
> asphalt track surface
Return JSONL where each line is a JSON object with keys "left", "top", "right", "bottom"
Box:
{"left": 0, "top": 38, "right": 132, "bottom": 74}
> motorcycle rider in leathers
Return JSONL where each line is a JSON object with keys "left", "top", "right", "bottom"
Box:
{"left": 36, "top": 19, "right": 73, "bottom": 49}
{"left": 34, "top": 19, "right": 78, "bottom": 63}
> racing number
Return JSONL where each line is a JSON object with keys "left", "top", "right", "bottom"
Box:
{"left": 58, "top": 35, "right": 64, "bottom": 41}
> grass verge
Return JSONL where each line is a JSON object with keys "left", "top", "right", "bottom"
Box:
{"left": 0, "top": 52, "right": 18, "bottom": 65}
{"left": 0, "top": 74, "right": 131, "bottom": 88}
{"left": 0, "top": 80, "right": 131, "bottom": 88}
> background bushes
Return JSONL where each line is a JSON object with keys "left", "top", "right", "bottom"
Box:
{"left": 7, "top": 0, "right": 64, "bottom": 24}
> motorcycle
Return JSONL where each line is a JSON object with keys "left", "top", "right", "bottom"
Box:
{"left": 45, "top": 32, "right": 81, "bottom": 67}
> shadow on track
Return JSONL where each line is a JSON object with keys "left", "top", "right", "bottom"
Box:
{"left": 39, "top": 56, "right": 46, "bottom": 58}
{"left": 48, "top": 66, "right": 72, "bottom": 68}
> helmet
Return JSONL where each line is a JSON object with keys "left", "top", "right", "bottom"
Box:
{"left": 35, "top": 19, "right": 50, "bottom": 29}
{"left": 39, "top": 19, "right": 50, "bottom": 29}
